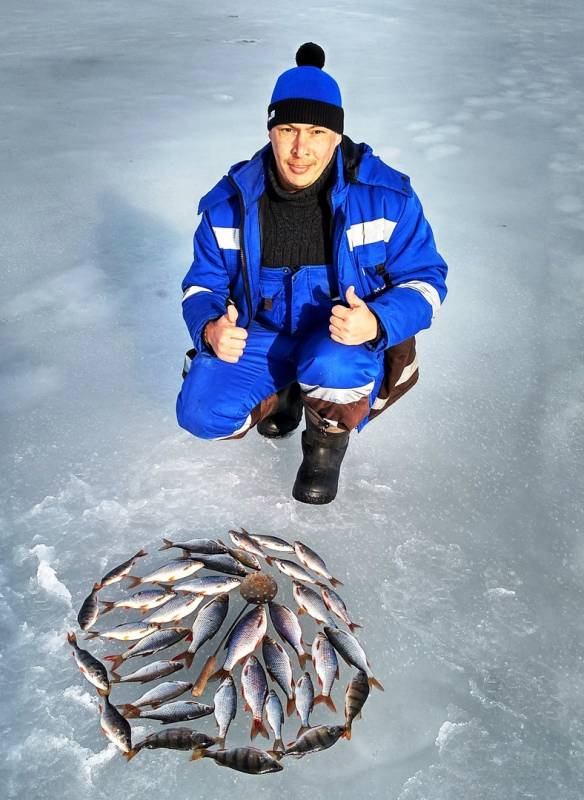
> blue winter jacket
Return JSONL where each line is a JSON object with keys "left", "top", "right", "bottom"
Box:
{"left": 182, "top": 137, "right": 448, "bottom": 356}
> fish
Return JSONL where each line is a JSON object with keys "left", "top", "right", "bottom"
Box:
{"left": 294, "top": 672, "right": 314, "bottom": 738}
{"left": 292, "top": 582, "right": 337, "bottom": 626}
{"left": 186, "top": 593, "right": 230, "bottom": 670}
{"left": 110, "top": 659, "right": 184, "bottom": 684}
{"left": 241, "top": 655, "right": 269, "bottom": 740}
{"left": 77, "top": 582, "right": 101, "bottom": 630}
{"left": 282, "top": 725, "right": 346, "bottom": 758}
{"left": 99, "top": 549, "right": 148, "bottom": 588}
{"left": 265, "top": 556, "right": 325, "bottom": 587}
{"left": 213, "top": 676, "right": 237, "bottom": 748}
{"left": 249, "top": 533, "right": 294, "bottom": 553}
{"left": 323, "top": 626, "right": 383, "bottom": 691}
{"left": 103, "top": 626, "right": 191, "bottom": 672}
{"left": 261, "top": 635, "right": 295, "bottom": 716}
{"left": 126, "top": 700, "right": 214, "bottom": 724}
{"left": 84, "top": 621, "right": 160, "bottom": 641}
{"left": 268, "top": 601, "right": 309, "bottom": 668}
{"left": 226, "top": 546, "right": 262, "bottom": 571}
{"left": 125, "top": 728, "right": 217, "bottom": 761}
{"left": 191, "top": 746, "right": 283, "bottom": 774}
{"left": 99, "top": 588, "right": 176, "bottom": 615}
{"left": 159, "top": 537, "right": 228, "bottom": 555}
{"left": 174, "top": 575, "right": 242, "bottom": 596}
{"left": 265, "top": 690, "right": 285, "bottom": 755}
{"left": 143, "top": 593, "right": 204, "bottom": 625}
{"left": 67, "top": 631, "right": 110, "bottom": 696}
{"left": 293, "top": 541, "right": 343, "bottom": 587}
{"left": 193, "top": 554, "right": 248, "bottom": 577}
{"left": 99, "top": 696, "right": 132, "bottom": 753}
{"left": 125, "top": 558, "right": 203, "bottom": 588}
{"left": 342, "top": 671, "right": 370, "bottom": 740}
{"left": 321, "top": 587, "right": 362, "bottom": 632}
{"left": 311, "top": 632, "right": 339, "bottom": 713}
{"left": 227, "top": 528, "right": 266, "bottom": 559}
{"left": 120, "top": 681, "right": 194, "bottom": 717}
{"left": 211, "top": 605, "right": 267, "bottom": 681}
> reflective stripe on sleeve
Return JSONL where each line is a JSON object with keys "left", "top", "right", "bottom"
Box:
{"left": 182, "top": 285, "right": 212, "bottom": 302}
{"left": 395, "top": 280, "right": 441, "bottom": 318}
{"left": 212, "top": 227, "right": 241, "bottom": 250}
{"left": 346, "top": 218, "right": 397, "bottom": 251}
{"left": 299, "top": 381, "right": 375, "bottom": 405}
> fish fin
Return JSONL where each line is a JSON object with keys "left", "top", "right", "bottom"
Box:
{"left": 316, "top": 581, "right": 328, "bottom": 590}
{"left": 104, "top": 654, "right": 124, "bottom": 672}
{"left": 296, "top": 607, "right": 306, "bottom": 616}
{"left": 335, "top": 665, "right": 340, "bottom": 680}
{"left": 190, "top": 747, "right": 207, "bottom": 761}
{"left": 135, "top": 549, "right": 148, "bottom": 558}
{"left": 243, "top": 701, "right": 251, "bottom": 713}
{"left": 184, "top": 651, "right": 194, "bottom": 670}
{"left": 158, "top": 538, "right": 173, "bottom": 551}
{"left": 356, "top": 710, "right": 363, "bottom": 720}
{"left": 109, "top": 671, "right": 121, "bottom": 683}
{"left": 368, "top": 676, "right": 384, "bottom": 692}
{"left": 207, "top": 668, "right": 228, "bottom": 684}
{"left": 330, "top": 577, "right": 343, "bottom": 588}
{"left": 286, "top": 696, "right": 296, "bottom": 717}
{"left": 172, "top": 650, "right": 189, "bottom": 662}
{"left": 99, "top": 600, "right": 115, "bottom": 614}
{"left": 66, "top": 631, "right": 77, "bottom": 645}
{"left": 216, "top": 736, "right": 225, "bottom": 749}
{"left": 251, "top": 719, "right": 269, "bottom": 740}
{"left": 341, "top": 725, "right": 352, "bottom": 741}
{"left": 269, "top": 739, "right": 284, "bottom": 758}
{"left": 123, "top": 748, "right": 139, "bottom": 761}
{"left": 297, "top": 725, "right": 311, "bottom": 738}
{"left": 124, "top": 576, "right": 141, "bottom": 589}
{"left": 96, "top": 687, "right": 110, "bottom": 698}
{"left": 192, "top": 655, "right": 218, "bottom": 696}
{"left": 265, "top": 556, "right": 274, "bottom": 566}
{"left": 298, "top": 652, "right": 310, "bottom": 669}
{"left": 314, "top": 694, "right": 337, "bottom": 713}
{"left": 120, "top": 705, "right": 140, "bottom": 719}
{"left": 84, "top": 631, "right": 99, "bottom": 640}
{"left": 349, "top": 622, "right": 362, "bottom": 632}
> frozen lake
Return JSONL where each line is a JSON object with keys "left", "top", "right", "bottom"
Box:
{"left": 2, "top": 0, "right": 583, "bottom": 798}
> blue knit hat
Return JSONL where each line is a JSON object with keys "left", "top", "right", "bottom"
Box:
{"left": 268, "top": 43, "right": 344, "bottom": 134}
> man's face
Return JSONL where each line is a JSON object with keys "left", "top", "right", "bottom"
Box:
{"left": 268, "top": 123, "right": 342, "bottom": 192}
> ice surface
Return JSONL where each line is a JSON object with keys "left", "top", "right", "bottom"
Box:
{"left": 2, "top": 0, "right": 584, "bottom": 798}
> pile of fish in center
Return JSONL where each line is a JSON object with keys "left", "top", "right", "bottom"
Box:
{"left": 68, "top": 528, "right": 383, "bottom": 776}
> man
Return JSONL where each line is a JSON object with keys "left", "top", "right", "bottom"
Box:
{"left": 177, "top": 42, "right": 448, "bottom": 505}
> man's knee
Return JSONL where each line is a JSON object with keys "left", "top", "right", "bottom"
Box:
{"left": 176, "top": 391, "right": 251, "bottom": 441}
{"left": 298, "top": 336, "right": 376, "bottom": 389}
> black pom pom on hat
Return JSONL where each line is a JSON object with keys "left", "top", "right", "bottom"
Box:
{"left": 295, "top": 42, "right": 326, "bottom": 69}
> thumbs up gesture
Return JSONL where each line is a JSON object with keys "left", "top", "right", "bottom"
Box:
{"left": 204, "top": 301, "right": 248, "bottom": 363}
{"left": 329, "top": 285, "right": 379, "bottom": 346}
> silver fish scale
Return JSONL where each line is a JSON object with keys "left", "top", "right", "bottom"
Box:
{"left": 188, "top": 595, "right": 229, "bottom": 654}
{"left": 262, "top": 637, "right": 294, "bottom": 698}
{"left": 113, "top": 588, "right": 175, "bottom": 609}
{"left": 115, "top": 660, "right": 183, "bottom": 683}
{"left": 266, "top": 691, "right": 284, "bottom": 738}
{"left": 139, "top": 559, "right": 203, "bottom": 584}
{"left": 175, "top": 575, "right": 242, "bottom": 595}
{"left": 268, "top": 602, "right": 303, "bottom": 652}
{"left": 324, "top": 627, "right": 368, "bottom": 673}
{"left": 228, "top": 530, "right": 265, "bottom": 559}
{"left": 223, "top": 606, "right": 266, "bottom": 671}
{"left": 101, "top": 697, "right": 132, "bottom": 752}
{"left": 195, "top": 554, "right": 247, "bottom": 576}
{"left": 125, "top": 627, "right": 189, "bottom": 658}
{"left": 163, "top": 538, "right": 228, "bottom": 554}
{"left": 270, "top": 557, "right": 318, "bottom": 583}
{"left": 214, "top": 676, "right": 237, "bottom": 735}
{"left": 144, "top": 593, "right": 203, "bottom": 624}
{"left": 312, "top": 634, "right": 338, "bottom": 695}
{"left": 322, "top": 587, "right": 352, "bottom": 625}
{"left": 241, "top": 656, "right": 268, "bottom": 717}
{"left": 138, "top": 700, "right": 214, "bottom": 722}
{"left": 293, "top": 541, "right": 331, "bottom": 578}
{"left": 295, "top": 673, "right": 314, "bottom": 726}
{"left": 249, "top": 533, "right": 294, "bottom": 553}
{"left": 293, "top": 583, "right": 336, "bottom": 625}
{"left": 130, "top": 681, "right": 192, "bottom": 707}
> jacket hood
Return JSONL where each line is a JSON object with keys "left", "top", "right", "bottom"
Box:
{"left": 197, "top": 136, "right": 411, "bottom": 214}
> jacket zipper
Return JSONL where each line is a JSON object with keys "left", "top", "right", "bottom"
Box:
{"left": 228, "top": 175, "right": 253, "bottom": 326}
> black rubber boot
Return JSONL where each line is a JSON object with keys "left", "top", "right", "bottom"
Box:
{"left": 257, "top": 382, "right": 303, "bottom": 438}
{"left": 292, "top": 411, "right": 350, "bottom": 505}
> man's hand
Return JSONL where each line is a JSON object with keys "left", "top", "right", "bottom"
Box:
{"left": 204, "top": 303, "right": 248, "bottom": 363}
{"left": 329, "top": 285, "right": 379, "bottom": 346}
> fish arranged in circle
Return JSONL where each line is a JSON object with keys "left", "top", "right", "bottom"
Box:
{"left": 67, "top": 528, "right": 376, "bottom": 773}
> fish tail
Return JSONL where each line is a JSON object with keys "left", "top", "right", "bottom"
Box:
{"left": 297, "top": 725, "right": 311, "bottom": 738}
{"left": 135, "top": 549, "right": 148, "bottom": 558}
{"left": 349, "top": 622, "right": 363, "bottom": 632}
{"left": 123, "top": 748, "right": 139, "bottom": 761}
{"left": 66, "top": 631, "right": 77, "bottom": 645}
{"left": 84, "top": 631, "right": 99, "bottom": 640}
{"left": 96, "top": 686, "right": 111, "bottom": 698}
{"left": 251, "top": 718, "right": 269, "bottom": 740}
{"left": 104, "top": 654, "right": 124, "bottom": 672}
{"left": 369, "top": 675, "right": 385, "bottom": 692}
{"left": 190, "top": 747, "right": 207, "bottom": 762}
{"left": 268, "top": 739, "right": 284, "bottom": 759}
{"left": 314, "top": 694, "right": 337, "bottom": 713}
{"left": 99, "top": 600, "right": 115, "bottom": 614}
{"left": 330, "top": 577, "right": 343, "bottom": 588}
{"left": 119, "top": 704, "right": 140, "bottom": 718}
{"left": 286, "top": 696, "right": 296, "bottom": 717}
{"left": 216, "top": 735, "right": 225, "bottom": 749}
{"left": 298, "top": 651, "right": 310, "bottom": 669}
{"left": 265, "top": 556, "right": 274, "bottom": 566}
{"left": 207, "top": 667, "right": 229, "bottom": 684}
{"left": 341, "top": 724, "right": 352, "bottom": 741}
{"left": 158, "top": 538, "right": 173, "bottom": 551}
{"left": 109, "top": 670, "right": 121, "bottom": 683}
{"left": 124, "top": 576, "right": 141, "bottom": 589}
{"left": 171, "top": 649, "right": 189, "bottom": 663}
{"left": 192, "top": 655, "right": 217, "bottom": 696}
{"left": 184, "top": 650, "right": 194, "bottom": 670}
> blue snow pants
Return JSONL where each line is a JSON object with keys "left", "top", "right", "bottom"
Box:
{"left": 176, "top": 265, "right": 386, "bottom": 440}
